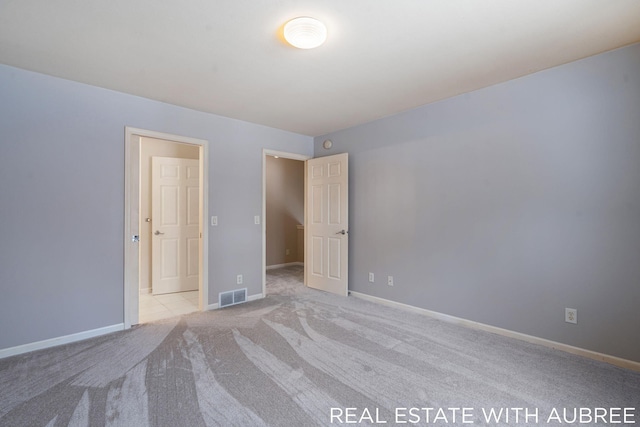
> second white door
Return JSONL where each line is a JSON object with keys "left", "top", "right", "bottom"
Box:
{"left": 305, "top": 153, "right": 349, "bottom": 296}
{"left": 152, "top": 156, "right": 200, "bottom": 295}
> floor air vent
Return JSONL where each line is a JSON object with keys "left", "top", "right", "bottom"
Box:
{"left": 219, "top": 288, "right": 247, "bottom": 308}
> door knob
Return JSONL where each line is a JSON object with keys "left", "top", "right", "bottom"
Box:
{"left": 154, "top": 230, "right": 164, "bottom": 235}
{"left": 336, "top": 229, "right": 348, "bottom": 235}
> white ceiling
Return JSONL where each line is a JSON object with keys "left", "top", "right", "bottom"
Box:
{"left": 1, "top": 1, "right": 640, "bottom": 137}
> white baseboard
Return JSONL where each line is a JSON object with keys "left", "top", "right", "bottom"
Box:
{"left": 350, "top": 291, "right": 640, "bottom": 372}
{"left": 266, "top": 262, "right": 303, "bottom": 270}
{"left": 2, "top": 290, "right": 267, "bottom": 357}
{"left": 0, "top": 323, "right": 125, "bottom": 360}
{"left": 207, "top": 292, "right": 264, "bottom": 310}
{"left": 248, "top": 292, "right": 264, "bottom": 302}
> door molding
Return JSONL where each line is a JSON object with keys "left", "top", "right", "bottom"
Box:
{"left": 262, "top": 149, "right": 311, "bottom": 297}
{"left": 124, "top": 127, "right": 209, "bottom": 328}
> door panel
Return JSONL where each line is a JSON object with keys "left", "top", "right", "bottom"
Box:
{"left": 328, "top": 237, "right": 341, "bottom": 279}
{"left": 187, "top": 238, "right": 199, "bottom": 277}
{"left": 152, "top": 156, "right": 199, "bottom": 295}
{"left": 187, "top": 186, "right": 199, "bottom": 225}
{"left": 161, "top": 238, "right": 179, "bottom": 278}
{"left": 311, "top": 236, "right": 323, "bottom": 276}
{"left": 328, "top": 183, "right": 341, "bottom": 224}
{"left": 305, "top": 153, "right": 349, "bottom": 296}
{"left": 161, "top": 186, "right": 179, "bottom": 225}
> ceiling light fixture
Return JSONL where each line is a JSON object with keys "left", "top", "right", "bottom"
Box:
{"left": 284, "top": 17, "right": 327, "bottom": 49}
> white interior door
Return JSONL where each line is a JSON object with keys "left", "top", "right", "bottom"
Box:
{"left": 152, "top": 156, "right": 199, "bottom": 295}
{"left": 305, "top": 153, "right": 349, "bottom": 296}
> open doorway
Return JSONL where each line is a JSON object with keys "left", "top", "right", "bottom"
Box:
{"left": 124, "top": 128, "right": 209, "bottom": 328}
{"left": 262, "top": 150, "right": 311, "bottom": 296}
{"left": 138, "top": 137, "right": 200, "bottom": 322}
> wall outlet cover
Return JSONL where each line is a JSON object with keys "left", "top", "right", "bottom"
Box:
{"left": 565, "top": 308, "right": 577, "bottom": 324}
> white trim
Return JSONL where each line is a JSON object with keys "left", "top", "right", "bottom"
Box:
{"left": 261, "top": 149, "right": 312, "bottom": 298}
{"left": 124, "top": 132, "right": 139, "bottom": 328}
{"left": 139, "top": 287, "right": 151, "bottom": 295}
{"left": 124, "top": 127, "right": 209, "bottom": 329}
{"left": 248, "top": 292, "right": 264, "bottom": 301}
{"left": 207, "top": 292, "right": 264, "bottom": 310}
{"left": 350, "top": 291, "right": 640, "bottom": 372}
{"left": 263, "top": 150, "right": 311, "bottom": 162}
{"left": 0, "top": 324, "right": 124, "bottom": 360}
{"left": 266, "top": 262, "right": 304, "bottom": 270}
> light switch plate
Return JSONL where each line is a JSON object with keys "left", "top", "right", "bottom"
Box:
{"left": 211, "top": 216, "right": 218, "bottom": 226}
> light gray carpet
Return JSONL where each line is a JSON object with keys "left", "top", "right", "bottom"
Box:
{"left": 1, "top": 265, "right": 638, "bottom": 426}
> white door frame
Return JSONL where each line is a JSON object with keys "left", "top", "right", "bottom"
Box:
{"left": 261, "top": 149, "right": 311, "bottom": 296}
{"left": 124, "top": 127, "right": 209, "bottom": 328}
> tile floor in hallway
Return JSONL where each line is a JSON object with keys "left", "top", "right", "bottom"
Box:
{"left": 139, "top": 290, "right": 199, "bottom": 323}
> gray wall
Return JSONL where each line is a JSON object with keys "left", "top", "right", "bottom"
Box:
{"left": 265, "top": 156, "right": 304, "bottom": 266}
{"left": 315, "top": 43, "right": 640, "bottom": 362}
{"left": 0, "top": 64, "right": 312, "bottom": 350}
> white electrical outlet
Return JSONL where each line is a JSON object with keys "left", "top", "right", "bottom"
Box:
{"left": 387, "top": 276, "right": 394, "bottom": 286}
{"left": 565, "top": 308, "right": 577, "bottom": 324}
{"left": 237, "top": 274, "right": 243, "bottom": 285}
{"left": 368, "top": 272, "right": 374, "bottom": 283}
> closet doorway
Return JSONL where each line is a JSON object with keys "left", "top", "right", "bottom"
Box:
{"left": 262, "top": 150, "right": 310, "bottom": 296}
{"left": 139, "top": 138, "right": 200, "bottom": 322}
{"left": 124, "top": 127, "right": 209, "bottom": 328}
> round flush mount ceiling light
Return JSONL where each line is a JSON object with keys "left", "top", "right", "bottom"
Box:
{"left": 284, "top": 17, "right": 327, "bottom": 49}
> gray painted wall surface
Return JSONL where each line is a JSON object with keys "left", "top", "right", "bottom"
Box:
{"left": 0, "top": 64, "right": 312, "bottom": 350}
{"left": 315, "top": 43, "right": 640, "bottom": 362}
